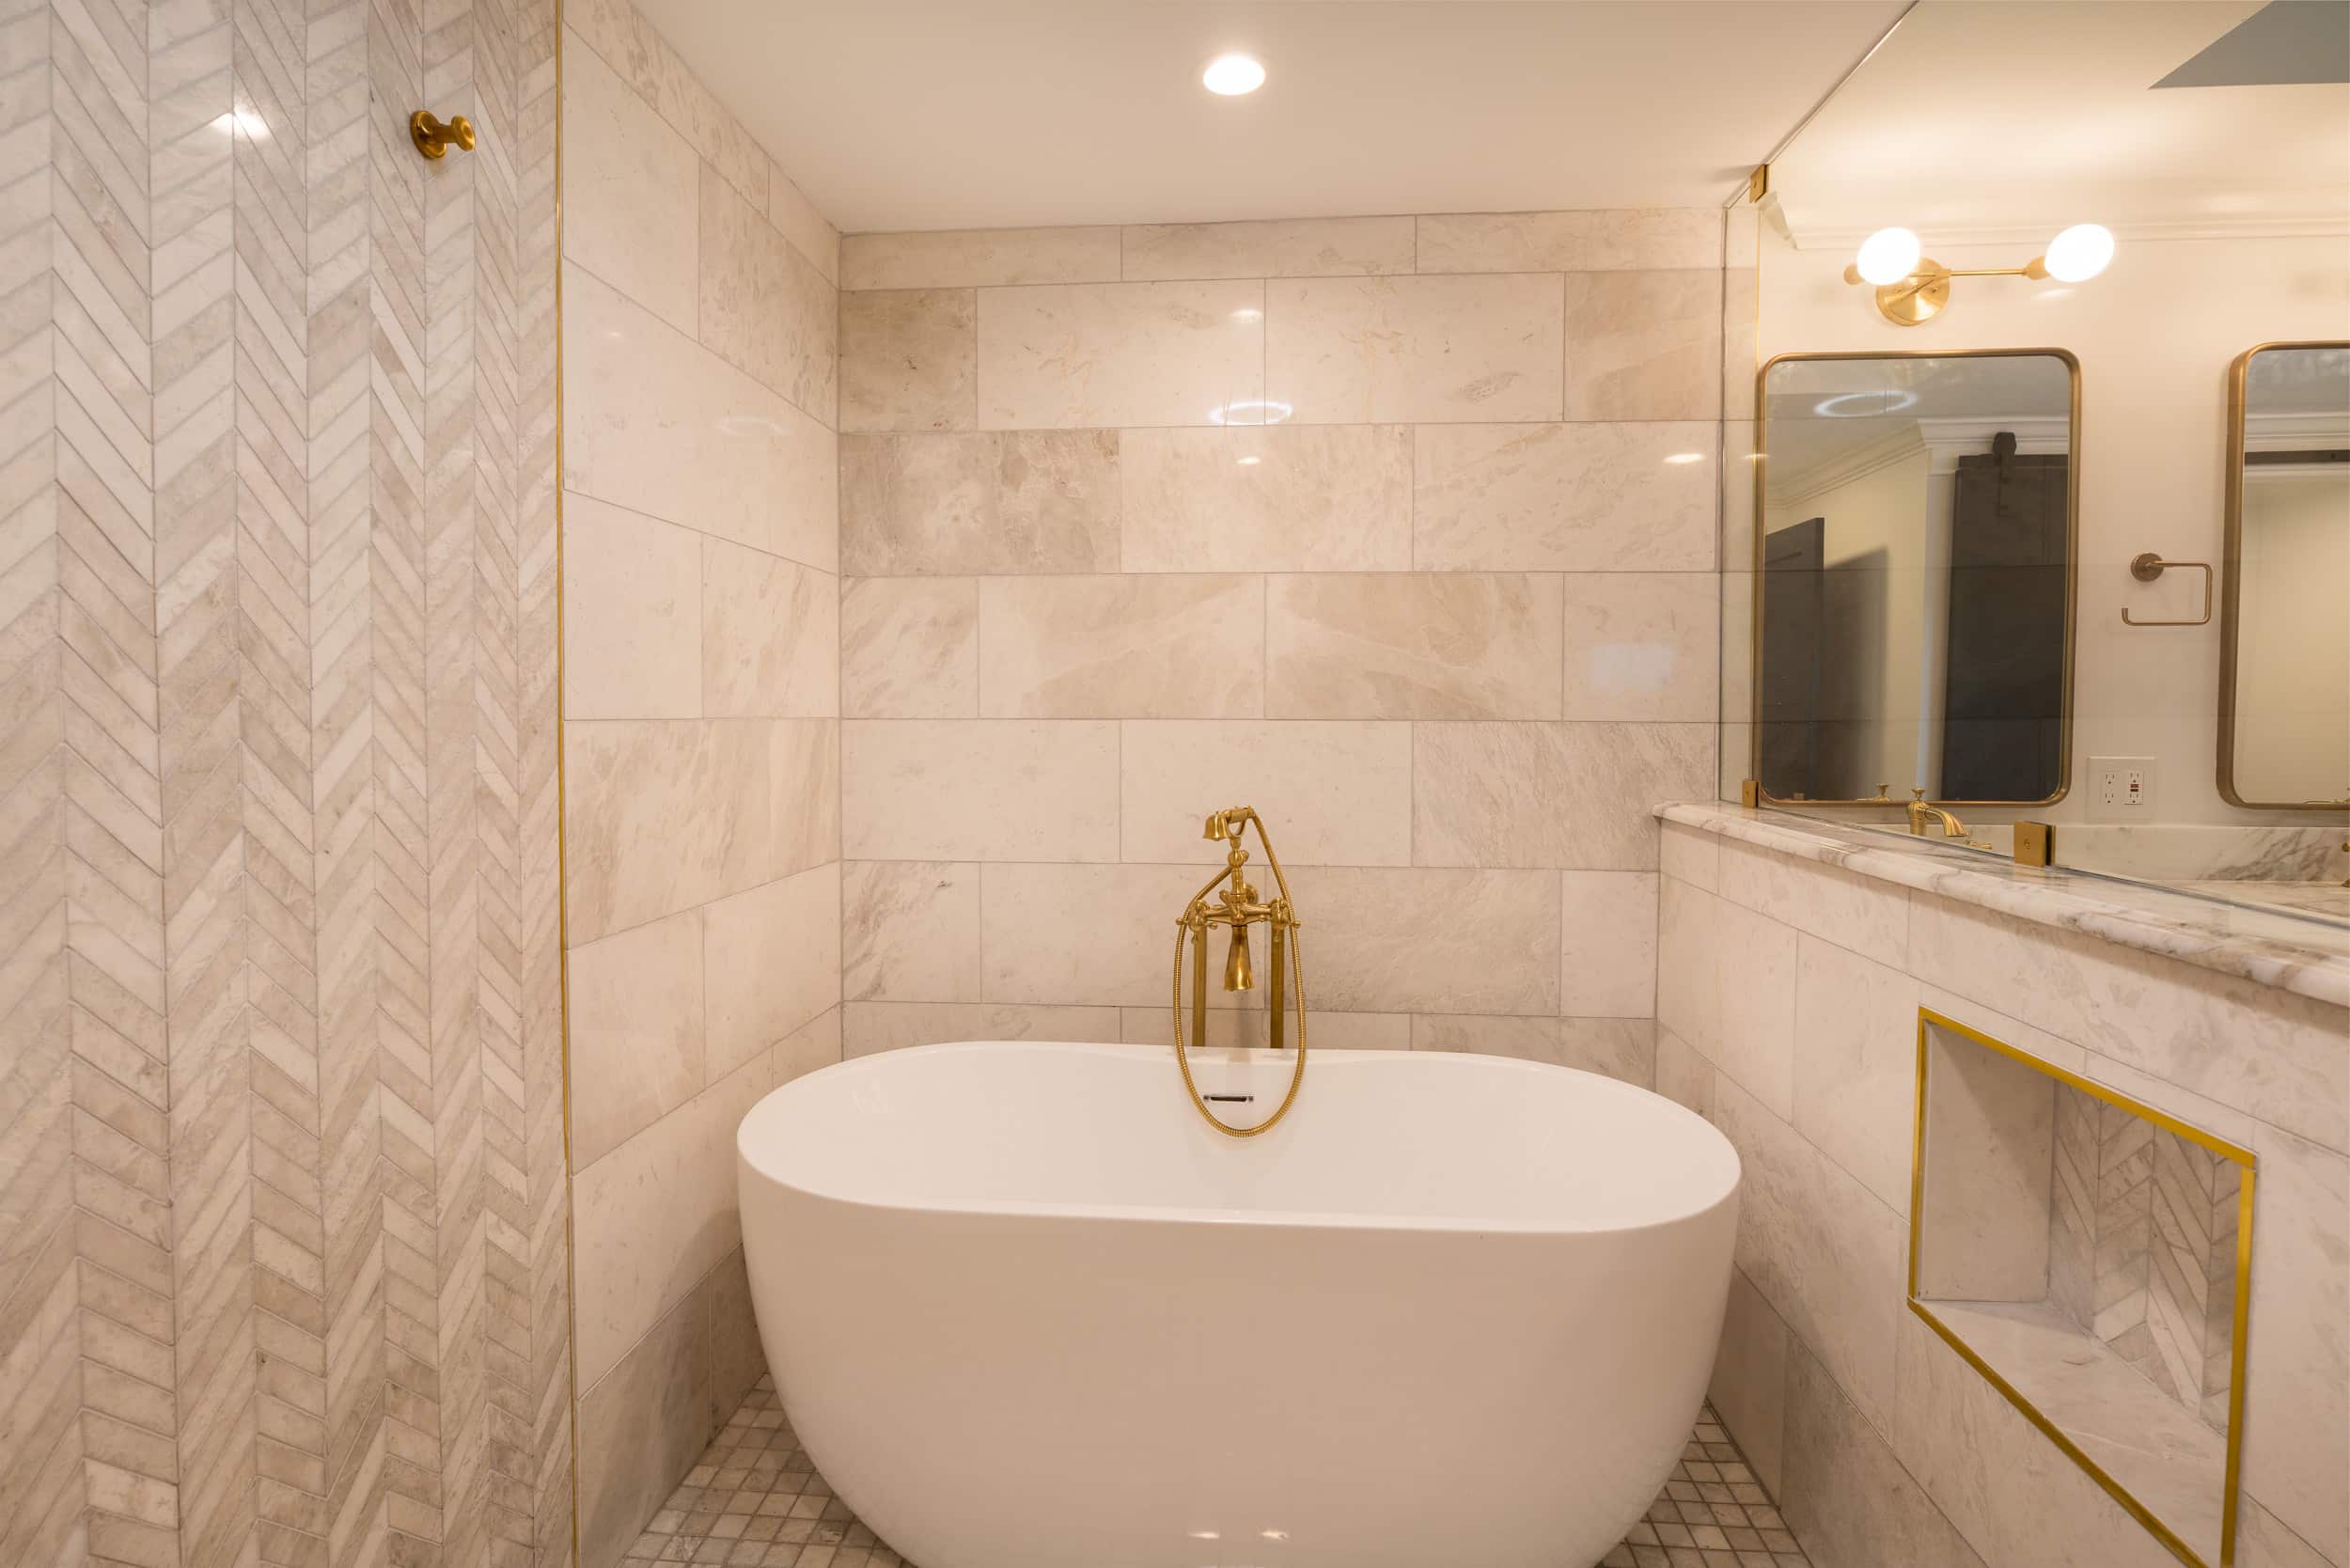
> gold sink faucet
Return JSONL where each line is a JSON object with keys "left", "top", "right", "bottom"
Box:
{"left": 1907, "top": 787, "right": 1968, "bottom": 838}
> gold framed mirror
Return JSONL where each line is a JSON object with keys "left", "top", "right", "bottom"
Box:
{"left": 2217, "top": 341, "right": 2350, "bottom": 811}
{"left": 1751, "top": 349, "right": 2081, "bottom": 808}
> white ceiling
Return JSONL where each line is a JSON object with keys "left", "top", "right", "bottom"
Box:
{"left": 1769, "top": 1, "right": 2350, "bottom": 246}
{"left": 630, "top": 0, "right": 1910, "bottom": 233}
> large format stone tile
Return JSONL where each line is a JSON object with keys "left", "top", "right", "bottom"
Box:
{"left": 1121, "top": 215, "right": 1417, "bottom": 280}
{"left": 842, "top": 1001, "right": 1123, "bottom": 1057}
{"left": 1782, "top": 1336, "right": 1985, "bottom": 1568}
{"left": 1118, "top": 720, "right": 1413, "bottom": 868}
{"left": 700, "top": 538, "right": 836, "bottom": 718}
{"left": 1415, "top": 209, "right": 1720, "bottom": 273}
{"left": 1655, "top": 1026, "right": 1716, "bottom": 1119}
{"left": 572, "top": 1049, "right": 778, "bottom": 1391}
{"left": 1720, "top": 838, "right": 1909, "bottom": 969}
{"left": 566, "top": 909, "right": 705, "bottom": 1171}
{"left": 576, "top": 1288, "right": 710, "bottom": 1568}
{"left": 698, "top": 161, "right": 836, "bottom": 420}
{"left": 703, "top": 862, "right": 840, "bottom": 1082}
{"left": 1794, "top": 935, "right": 1923, "bottom": 1216}
{"left": 840, "top": 576, "right": 979, "bottom": 717}
{"left": 978, "top": 279, "right": 1265, "bottom": 429}
{"left": 1268, "top": 573, "right": 1564, "bottom": 720}
{"left": 1120, "top": 425, "right": 1411, "bottom": 572}
{"left": 841, "top": 226, "right": 1121, "bottom": 290}
{"left": 840, "top": 719, "right": 1118, "bottom": 862}
{"left": 767, "top": 160, "right": 838, "bottom": 284}
{"left": 1712, "top": 1073, "right": 1905, "bottom": 1436}
{"left": 979, "top": 573, "right": 1263, "bottom": 718}
{"left": 1413, "top": 420, "right": 1717, "bottom": 572}
{"left": 561, "top": 493, "right": 701, "bottom": 721}
{"left": 842, "top": 859, "right": 981, "bottom": 1003}
{"left": 1560, "top": 870, "right": 1659, "bottom": 1017}
{"left": 1659, "top": 819, "right": 1721, "bottom": 891}
{"left": 1560, "top": 572, "right": 1718, "bottom": 722}
{"left": 2238, "top": 1124, "right": 2349, "bottom": 1565}
{"left": 1281, "top": 866, "right": 1560, "bottom": 1016}
{"left": 1656, "top": 879, "right": 1801, "bottom": 1118}
{"left": 1906, "top": 892, "right": 2349, "bottom": 1154}
{"left": 1710, "top": 1269, "right": 1791, "bottom": 1498}
{"left": 567, "top": 0, "right": 767, "bottom": 200}
{"left": 560, "top": 29, "right": 697, "bottom": 335}
{"left": 1130, "top": 1007, "right": 1412, "bottom": 1053}
{"left": 1892, "top": 1312, "right": 2182, "bottom": 1568}
{"left": 565, "top": 267, "right": 838, "bottom": 572}
{"left": 1411, "top": 1013, "right": 1654, "bottom": 1088}
{"left": 1413, "top": 721, "right": 1714, "bottom": 870}
{"left": 980, "top": 863, "right": 1213, "bottom": 1007}
{"left": 839, "top": 430, "right": 1119, "bottom": 575}
{"left": 838, "top": 288, "right": 976, "bottom": 432}
{"left": 1266, "top": 273, "right": 1563, "bottom": 424}
{"left": 564, "top": 718, "right": 839, "bottom": 945}
{"left": 777, "top": 1007, "right": 845, "bottom": 1087}
{"left": 1561, "top": 269, "right": 1723, "bottom": 422}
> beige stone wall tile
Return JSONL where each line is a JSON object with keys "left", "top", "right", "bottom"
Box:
{"left": 843, "top": 860, "right": 980, "bottom": 1003}
{"left": 576, "top": 1289, "right": 710, "bottom": 1568}
{"left": 1266, "top": 273, "right": 1563, "bottom": 424}
{"left": 1562, "top": 269, "right": 1723, "bottom": 422}
{"left": 978, "top": 279, "right": 1265, "bottom": 429}
{"left": 767, "top": 159, "right": 838, "bottom": 284}
{"left": 1412, "top": 1013, "right": 1654, "bottom": 1087}
{"left": 1120, "top": 424, "right": 1411, "bottom": 572}
{"left": 840, "top": 719, "right": 1118, "bottom": 862}
{"left": 1654, "top": 877, "right": 1800, "bottom": 1117}
{"left": 1783, "top": 1335, "right": 1987, "bottom": 1568}
{"left": 1268, "top": 572, "right": 1564, "bottom": 721}
{"left": 979, "top": 862, "right": 1211, "bottom": 1007}
{"left": 704, "top": 862, "right": 841, "bottom": 1082}
{"left": 698, "top": 161, "right": 838, "bottom": 421}
{"left": 1413, "top": 420, "right": 1718, "bottom": 572}
{"left": 1120, "top": 1008, "right": 1412, "bottom": 1051}
{"left": 776, "top": 1007, "right": 844, "bottom": 1088}
{"left": 979, "top": 573, "right": 1262, "bottom": 718}
{"left": 839, "top": 430, "right": 1119, "bottom": 575}
{"left": 561, "top": 29, "right": 697, "bottom": 335}
{"left": 841, "top": 1000, "right": 1122, "bottom": 1057}
{"left": 1792, "top": 935, "right": 1922, "bottom": 1216}
{"left": 562, "top": 493, "right": 701, "bottom": 721}
{"left": 1560, "top": 571, "right": 1718, "bottom": 722}
{"left": 1560, "top": 870, "right": 1659, "bottom": 1017}
{"left": 1656, "top": 1026, "right": 1716, "bottom": 1119}
{"left": 1710, "top": 1269, "right": 1792, "bottom": 1497}
{"left": 838, "top": 288, "right": 975, "bottom": 432}
{"left": 1412, "top": 721, "right": 1714, "bottom": 870}
{"left": 1659, "top": 819, "right": 1722, "bottom": 891}
{"left": 700, "top": 539, "right": 838, "bottom": 719}
{"left": 566, "top": 909, "right": 705, "bottom": 1171}
{"left": 1118, "top": 720, "right": 1413, "bottom": 867}
{"left": 564, "top": 0, "right": 766, "bottom": 201}
{"left": 1281, "top": 866, "right": 1560, "bottom": 1015}
{"left": 840, "top": 576, "right": 979, "bottom": 718}
{"left": 841, "top": 226, "right": 1122, "bottom": 290}
{"left": 1121, "top": 215, "right": 1416, "bottom": 280}
{"left": 1720, "top": 838, "right": 1910, "bottom": 971}
{"left": 2237, "top": 1124, "right": 2349, "bottom": 1563}
{"left": 1415, "top": 208, "right": 1720, "bottom": 273}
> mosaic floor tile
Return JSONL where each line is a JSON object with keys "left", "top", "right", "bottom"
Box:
{"left": 621, "top": 1380, "right": 1811, "bottom": 1567}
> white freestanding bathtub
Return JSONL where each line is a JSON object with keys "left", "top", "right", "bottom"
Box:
{"left": 736, "top": 1043, "right": 1741, "bottom": 1568}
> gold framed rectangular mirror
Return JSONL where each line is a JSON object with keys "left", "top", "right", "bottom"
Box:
{"left": 1751, "top": 349, "right": 2080, "bottom": 807}
{"left": 2217, "top": 341, "right": 2350, "bottom": 811}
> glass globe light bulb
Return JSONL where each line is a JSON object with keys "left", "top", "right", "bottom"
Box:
{"left": 1854, "top": 227, "right": 1922, "bottom": 287}
{"left": 2043, "top": 224, "right": 2115, "bottom": 283}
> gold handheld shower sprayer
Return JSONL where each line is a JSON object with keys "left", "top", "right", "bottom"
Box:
{"left": 1170, "top": 807, "right": 1308, "bottom": 1137}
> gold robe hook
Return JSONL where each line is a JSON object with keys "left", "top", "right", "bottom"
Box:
{"left": 411, "top": 110, "right": 475, "bottom": 160}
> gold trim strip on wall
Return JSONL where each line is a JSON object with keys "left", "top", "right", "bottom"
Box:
{"left": 552, "top": 0, "right": 580, "bottom": 1556}
{"left": 1908, "top": 1006, "right": 2255, "bottom": 1568}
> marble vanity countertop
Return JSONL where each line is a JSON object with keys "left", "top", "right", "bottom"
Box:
{"left": 1655, "top": 802, "right": 2350, "bottom": 1011}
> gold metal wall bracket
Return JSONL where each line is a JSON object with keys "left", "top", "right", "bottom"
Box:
{"left": 2121, "top": 553, "right": 2212, "bottom": 626}
{"left": 1847, "top": 256, "right": 2052, "bottom": 327}
{"left": 411, "top": 109, "right": 476, "bottom": 160}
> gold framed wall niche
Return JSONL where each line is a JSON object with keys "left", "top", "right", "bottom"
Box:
{"left": 1907, "top": 1008, "right": 2256, "bottom": 1568}
{"left": 1749, "top": 348, "right": 2083, "bottom": 808}
{"left": 2216, "top": 340, "right": 2350, "bottom": 811}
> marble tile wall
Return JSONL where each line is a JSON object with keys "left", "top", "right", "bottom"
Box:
{"left": 1655, "top": 818, "right": 2350, "bottom": 1568}
{"left": 0, "top": 0, "right": 571, "bottom": 1562}
{"left": 556, "top": 4, "right": 840, "bottom": 1563}
{"left": 837, "top": 211, "right": 1724, "bottom": 1074}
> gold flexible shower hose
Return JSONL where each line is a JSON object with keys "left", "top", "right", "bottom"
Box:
{"left": 1169, "top": 917, "right": 1308, "bottom": 1137}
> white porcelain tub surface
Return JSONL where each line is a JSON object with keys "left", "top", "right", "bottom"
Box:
{"left": 736, "top": 1043, "right": 1741, "bottom": 1568}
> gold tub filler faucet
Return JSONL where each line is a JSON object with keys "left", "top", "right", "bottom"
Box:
{"left": 1170, "top": 807, "right": 1308, "bottom": 1137}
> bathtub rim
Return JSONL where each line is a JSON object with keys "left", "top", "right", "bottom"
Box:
{"left": 737, "top": 1040, "right": 1741, "bottom": 1239}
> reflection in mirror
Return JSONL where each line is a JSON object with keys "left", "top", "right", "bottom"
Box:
{"left": 2222, "top": 343, "right": 2350, "bottom": 809}
{"left": 1755, "top": 352, "right": 2076, "bottom": 805}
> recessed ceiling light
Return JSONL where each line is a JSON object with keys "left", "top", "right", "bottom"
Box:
{"left": 1202, "top": 54, "right": 1266, "bottom": 95}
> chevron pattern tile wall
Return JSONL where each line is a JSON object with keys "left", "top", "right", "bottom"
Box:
{"left": 0, "top": 0, "right": 569, "bottom": 1564}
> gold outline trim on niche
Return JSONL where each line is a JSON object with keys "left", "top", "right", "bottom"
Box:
{"left": 2216, "top": 338, "right": 2350, "bottom": 812}
{"left": 1747, "top": 347, "right": 2084, "bottom": 808}
{"left": 552, "top": 0, "right": 581, "bottom": 1555}
{"left": 1906, "top": 1007, "right": 2256, "bottom": 1568}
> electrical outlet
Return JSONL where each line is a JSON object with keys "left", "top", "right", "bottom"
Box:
{"left": 2088, "top": 756, "right": 2155, "bottom": 821}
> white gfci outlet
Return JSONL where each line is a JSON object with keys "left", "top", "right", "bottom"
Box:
{"left": 2089, "top": 756, "right": 2155, "bottom": 821}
